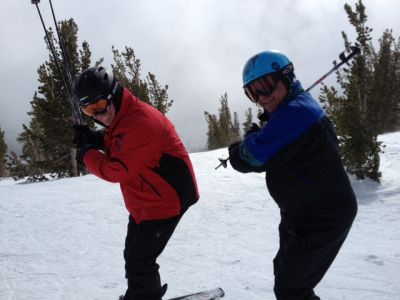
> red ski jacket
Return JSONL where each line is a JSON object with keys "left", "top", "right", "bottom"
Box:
{"left": 84, "top": 88, "right": 199, "bottom": 223}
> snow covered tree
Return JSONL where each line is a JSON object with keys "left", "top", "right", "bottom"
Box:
{"left": 320, "top": 0, "right": 388, "bottom": 181}
{"left": 0, "top": 127, "right": 7, "bottom": 177}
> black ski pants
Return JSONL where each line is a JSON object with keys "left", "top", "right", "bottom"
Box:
{"left": 123, "top": 214, "right": 181, "bottom": 300}
{"left": 273, "top": 220, "right": 353, "bottom": 300}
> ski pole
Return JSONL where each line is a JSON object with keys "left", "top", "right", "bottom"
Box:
{"left": 48, "top": 0, "right": 74, "bottom": 94}
{"left": 305, "top": 46, "right": 360, "bottom": 92}
{"left": 47, "top": 0, "right": 83, "bottom": 125}
{"left": 215, "top": 46, "right": 361, "bottom": 170}
{"left": 31, "top": 0, "right": 84, "bottom": 125}
{"left": 215, "top": 157, "right": 229, "bottom": 170}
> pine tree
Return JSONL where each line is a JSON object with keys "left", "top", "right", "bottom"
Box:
{"left": 232, "top": 112, "right": 241, "bottom": 141}
{"left": 8, "top": 19, "right": 94, "bottom": 181}
{"left": 6, "top": 152, "right": 29, "bottom": 181}
{"left": 0, "top": 127, "right": 8, "bottom": 177}
{"left": 111, "top": 46, "right": 173, "bottom": 114}
{"left": 10, "top": 19, "right": 173, "bottom": 182}
{"left": 395, "top": 38, "right": 400, "bottom": 130}
{"left": 204, "top": 93, "right": 241, "bottom": 150}
{"left": 371, "top": 30, "right": 400, "bottom": 133}
{"left": 320, "top": 0, "right": 382, "bottom": 181}
{"left": 218, "top": 93, "right": 233, "bottom": 146}
{"left": 204, "top": 111, "right": 222, "bottom": 150}
{"left": 242, "top": 108, "right": 253, "bottom": 136}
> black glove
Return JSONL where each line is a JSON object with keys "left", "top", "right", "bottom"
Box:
{"left": 73, "top": 124, "right": 105, "bottom": 149}
{"left": 245, "top": 123, "right": 261, "bottom": 137}
{"left": 75, "top": 144, "right": 95, "bottom": 165}
{"left": 228, "top": 141, "right": 252, "bottom": 173}
{"left": 228, "top": 141, "right": 266, "bottom": 173}
{"left": 228, "top": 141, "right": 241, "bottom": 152}
{"left": 258, "top": 110, "right": 270, "bottom": 123}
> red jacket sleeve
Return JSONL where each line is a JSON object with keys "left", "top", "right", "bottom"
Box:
{"left": 83, "top": 119, "right": 161, "bottom": 183}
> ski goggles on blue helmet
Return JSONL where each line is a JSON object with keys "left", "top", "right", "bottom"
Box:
{"left": 242, "top": 50, "right": 293, "bottom": 103}
{"left": 244, "top": 73, "right": 280, "bottom": 103}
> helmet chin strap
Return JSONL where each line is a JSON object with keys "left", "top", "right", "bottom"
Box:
{"left": 110, "top": 82, "right": 123, "bottom": 113}
{"left": 91, "top": 117, "right": 108, "bottom": 128}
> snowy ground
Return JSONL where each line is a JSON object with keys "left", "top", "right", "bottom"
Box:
{"left": 1, "top": 132, "right": 400, "bottom": 300}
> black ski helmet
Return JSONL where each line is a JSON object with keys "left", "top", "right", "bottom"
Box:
{"left": 73, "top": 66, "right": 117, "bottom": 105}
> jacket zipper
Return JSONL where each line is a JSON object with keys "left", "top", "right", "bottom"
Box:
{"left": 139, "top": 174, "right": 162, "bottom": 197}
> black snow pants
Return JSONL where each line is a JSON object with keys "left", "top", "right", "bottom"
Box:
{"left": 273, "top": 218, "right": 355, "bottom": 300}
{"left": 123, "top": 214, "right": 181, "bottom": 300}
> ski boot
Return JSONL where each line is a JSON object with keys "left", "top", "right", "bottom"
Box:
{"left": 119, "top": 283, "right": 168, "bottom": 300}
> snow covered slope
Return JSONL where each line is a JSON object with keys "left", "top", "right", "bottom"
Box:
{"left": 1, "top": 132, "right": 399, "bottom": 300}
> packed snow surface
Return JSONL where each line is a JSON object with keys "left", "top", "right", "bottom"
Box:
{"left": 1, "top": 132, "right": 399, "bottom": 300}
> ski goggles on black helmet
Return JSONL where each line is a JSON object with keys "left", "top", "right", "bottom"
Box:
{"left": 79, "top": 93, "right": 112, "bottom": 117}
{"left": 244, "top": 73, "right": 279, "bottom": 103}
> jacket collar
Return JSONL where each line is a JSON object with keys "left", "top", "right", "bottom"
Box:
{"left": 285, "top": 80, "right": 304, "bottom": 102}
{"left": 107, "top": 87, "right": 133, "bottom": 132}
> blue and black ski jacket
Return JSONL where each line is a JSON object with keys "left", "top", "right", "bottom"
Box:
{"left": 230, "top": 81, "right": 357, "bottom": 227}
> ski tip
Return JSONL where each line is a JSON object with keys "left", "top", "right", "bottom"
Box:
{"left": 167, "top": 286, "right": 225, "bottom": 300}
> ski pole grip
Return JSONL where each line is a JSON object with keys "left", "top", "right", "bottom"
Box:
{"left": 341, "top": 46, "right": 361, "bottom": 63}
{"left": 215, "top": 157, "right": 229, "bottom": 170}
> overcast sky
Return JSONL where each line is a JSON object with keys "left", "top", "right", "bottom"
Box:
{"left": 0, "top": 0, "right": 399, "bottom": 153}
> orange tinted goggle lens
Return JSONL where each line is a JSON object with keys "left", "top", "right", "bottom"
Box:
{"left": 80, "top": 98, "right": 109, "bottom": 116}
{"left": 244, "top": 74, "right": 277, "bottom": 103}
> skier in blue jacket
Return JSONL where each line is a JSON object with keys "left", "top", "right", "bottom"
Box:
{"left": 229, "top": 50, "right": 358, "bottom": 300}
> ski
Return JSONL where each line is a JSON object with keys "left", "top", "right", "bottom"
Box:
{"left": 168, "top": 287, "right": 225, "bottom": 300}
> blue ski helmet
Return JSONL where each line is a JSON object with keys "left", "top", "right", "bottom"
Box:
{"left": 242, "top": 50, "right": 294, "bottom": 88}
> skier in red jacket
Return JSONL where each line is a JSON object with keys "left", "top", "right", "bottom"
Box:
{"left": 72, "top": 66, "right": 199, "bottom": 300}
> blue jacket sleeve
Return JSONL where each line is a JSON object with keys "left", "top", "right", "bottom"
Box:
{"left": 239, "top": 93, "right": 326, "bottom": 167}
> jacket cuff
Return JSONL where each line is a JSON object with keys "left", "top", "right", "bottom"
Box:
{"left": 229, "top": 142, "right": 265, "bottom": 173}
